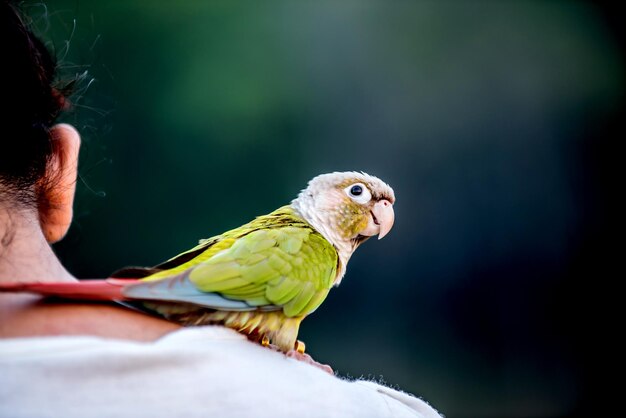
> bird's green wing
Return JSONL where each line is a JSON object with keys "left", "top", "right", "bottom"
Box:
{"left": 130, "top": 206, "right": 338, "bottom": 318}
{"left": 111, "top": 236, "right": 224, "bottom": 279}
{"left": 141, "top": 205, "right": 312, "bottom": 278}
{"left": 188, "top": 226, "right": 337, "bottom": 317}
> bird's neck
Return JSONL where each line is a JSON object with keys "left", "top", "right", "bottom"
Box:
{"left": 290, "top": 198, "right": 353, "bottom": 285}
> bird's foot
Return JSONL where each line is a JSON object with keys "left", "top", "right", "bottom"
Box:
{"left": 258, "top": 336, "right": 332, "bottom": 374}
{"left": 286, "top": 349, "right": 333, "bottom": 375}
{"left": 261, "top": 335, "right": 271, "bottom": 347}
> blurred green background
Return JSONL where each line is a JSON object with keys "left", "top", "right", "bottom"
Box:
{"left": 29, "top": 1, "right": 623, "bottom": 416}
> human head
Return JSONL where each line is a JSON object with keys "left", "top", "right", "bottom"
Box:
{"left": 1, "top": 0, "right": 81, "bottom": 243}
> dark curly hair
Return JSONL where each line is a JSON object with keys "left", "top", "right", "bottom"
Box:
{"left": 0, "top": 0, "right": 72, "bottom": 205}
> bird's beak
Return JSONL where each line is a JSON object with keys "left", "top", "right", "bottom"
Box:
{"left": 357, "top": 199, "right": 395, "bottom": 240}
{"left": 372, "top": 199, "right": 395, "bottom": 240}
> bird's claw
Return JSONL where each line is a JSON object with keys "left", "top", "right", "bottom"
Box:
{"left": 258, "top": 336, "right": 331, "bottom": 374}
{"left": 286, "top": 349, "right": 333, "bottom": 375}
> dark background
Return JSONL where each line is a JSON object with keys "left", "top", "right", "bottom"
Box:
{"left": 28, "top": 1, "right": 622, "bottom": 416}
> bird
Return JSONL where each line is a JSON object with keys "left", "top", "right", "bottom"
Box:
{"left": 1, "top": 171, "right": 395, "bottom": 360}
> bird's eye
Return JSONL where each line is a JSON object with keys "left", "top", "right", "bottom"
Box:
{"left": 344, "top": 183, "right": 371, "bottom": 204}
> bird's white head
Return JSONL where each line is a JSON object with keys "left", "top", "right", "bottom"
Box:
{"left": 291, "top": 171, "right": 395, "bottom": 266}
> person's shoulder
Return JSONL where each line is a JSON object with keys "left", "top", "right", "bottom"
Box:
{"left": 0, "top": 326, "right": 442, "bottom": 418}
{"left": 147, "top": 326, "right": 443, "bottom": 417}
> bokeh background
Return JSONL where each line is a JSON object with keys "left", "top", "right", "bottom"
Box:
{"left": 29, "top": 1, "right": 622, "bottom": 417}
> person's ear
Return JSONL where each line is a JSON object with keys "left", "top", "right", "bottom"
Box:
{"left": 38, "top": 123, "right": 81, "bottom": 243}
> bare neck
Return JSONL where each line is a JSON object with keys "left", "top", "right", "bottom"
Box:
{"left": 0, "top": 206, "right": 75, "bottom": 284}
{"left": 0, "top": 205, "right": 180, "bottom": 341}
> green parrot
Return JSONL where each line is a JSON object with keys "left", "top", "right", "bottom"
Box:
{"left": 1, "top": 171, "right": 395, "bottom": 357}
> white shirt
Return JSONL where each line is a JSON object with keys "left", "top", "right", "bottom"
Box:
{"left": 0, "top": 326, "right": 441, "bottom": 418}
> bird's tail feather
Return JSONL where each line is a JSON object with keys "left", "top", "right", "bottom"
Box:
{"left": 0, "top": 279, "right": 139, "bottom": 301}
